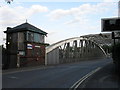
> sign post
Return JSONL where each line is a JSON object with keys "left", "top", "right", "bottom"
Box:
{"left": 118, "top": 1, "right": 120, "bottom": 17}
{"left": 101, "top": 1, "right": 120, "bottom": 73}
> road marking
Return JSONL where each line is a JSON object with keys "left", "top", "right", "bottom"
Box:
{"left": 70, "top": 67, "right": 101, "bottom": 90}
{"left": 8, "top": 76, "right": 19, "bottom": 79}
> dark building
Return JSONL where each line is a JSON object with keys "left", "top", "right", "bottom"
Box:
{"left": 4, "top": 22, "right": 48, "bottom": 68}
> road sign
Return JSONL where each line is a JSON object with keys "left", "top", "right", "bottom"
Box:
{"left": 101, "top": 17, "right": 120, "bottom": 32}
{"left": 27, "top": 44, "right": 32, "bottom": 49}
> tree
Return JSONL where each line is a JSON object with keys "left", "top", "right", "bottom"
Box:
{"left": 5, "top": 0, "right": 13, "bottom": 4}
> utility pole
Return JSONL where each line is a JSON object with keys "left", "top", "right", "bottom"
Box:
{"left": 118, "top": 1, "right": 120, "bottom": 17}
{"left": 118, "top": 1, "right": 120, "bottom": 43}
{"left": 112, "top": 1, "right": 120, "bottom": 44}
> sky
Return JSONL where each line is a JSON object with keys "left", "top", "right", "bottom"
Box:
{"left": 0, "top": 0, "right": 119, "bottom": 45}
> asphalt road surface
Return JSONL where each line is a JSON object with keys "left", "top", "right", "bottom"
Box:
{"left": 3, "top": 58, "right": 112, "bottom": 88}
{"left": 78, "top": 62, "right": 120, "bottom": 88}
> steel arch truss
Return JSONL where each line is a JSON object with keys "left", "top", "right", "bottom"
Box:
{"left": 46, "top": 37, "right": 107, "bottom": 65}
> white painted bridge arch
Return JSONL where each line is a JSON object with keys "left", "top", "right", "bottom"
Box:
{"left": 45, "top": 37, "right": 107, "bottom": 65}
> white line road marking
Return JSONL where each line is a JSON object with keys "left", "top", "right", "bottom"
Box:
{"left": 70, "top": 67, "right": 101, "bottom": 90}
{"left": 8, "top": 76, "right": 19, "bottom": 79}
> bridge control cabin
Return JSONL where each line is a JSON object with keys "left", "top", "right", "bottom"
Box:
{"left": 4, "top": 22, "right": 48, "bottom": 68}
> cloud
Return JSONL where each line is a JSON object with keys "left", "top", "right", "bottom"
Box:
{"left": 48, "top": 2, "right": 115, "bottom": 25}
{"left": 47, "top": 9, "right": 71, "bottom": 20}
{"left": 64, "top": 17, "right": 88, "bottom": 25}
{"left": 46, "top": 2, "right": 116, "bottom": 44}
{"left": 0, "top": 5, "right": 48, "bottom": 27}
{"left": 0, "top": 5, "right": 48, "bottom": 44}
{"left": 2, "top": 0, "right": 118, "bottom": 3}
{"left": 26, "top": 5, "right": 48, "bottom": 16}
{"left": 103, "top": 0, "right": 118, "bottom": 2}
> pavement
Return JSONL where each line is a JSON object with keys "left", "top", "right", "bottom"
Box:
{"left": 78, "top": 63, "right": 120, "bottom": 88}
{"left": 2, "top": 64, "right": 56, "bottom": 74}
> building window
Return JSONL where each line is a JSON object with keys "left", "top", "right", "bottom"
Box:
{"left": 27, "top": 31, "right": 44, "bottom": 43}
{"left": 27, "top": 31, "right": 34, "bottom": 42}
{"left": 34, "top": 33, "right": 40, "bottom": 43}
{"left": 40, "top": 35, "right": 44, "bottom": 43}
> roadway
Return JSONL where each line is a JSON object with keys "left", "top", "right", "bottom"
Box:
{"left": 78, "top": 62, "right": 120, "bottom": 88}
{"left": 3, "top": 58, "right": 113, "bottom": 88}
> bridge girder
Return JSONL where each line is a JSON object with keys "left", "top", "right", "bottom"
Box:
{"left": 45, "top": 37, "right": 107, "bottom": 65}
